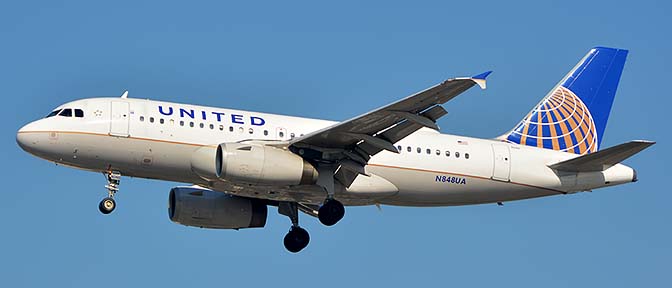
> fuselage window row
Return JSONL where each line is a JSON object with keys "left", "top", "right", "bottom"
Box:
{"left": 137, "top": 115, "right": 288, "bottom": 139}
{"left": 137, "top": 115, "right": 466, "bottom": 158}
{"left": 395, "top": 145, "right": 469, "bottom": 159}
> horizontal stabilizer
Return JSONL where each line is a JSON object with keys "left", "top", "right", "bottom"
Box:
{"left": 549, "top": 140, "right": 655, "bottom": 172}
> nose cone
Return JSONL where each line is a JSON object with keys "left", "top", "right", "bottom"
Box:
{"left": 16, "top": 122, "right": 38, "bottom": 153}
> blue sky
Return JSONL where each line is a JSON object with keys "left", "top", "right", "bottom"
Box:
{"left": 2, "top": 0, "right": 670, "bottom": 287}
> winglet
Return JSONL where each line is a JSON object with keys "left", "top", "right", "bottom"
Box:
{"left": 472, "top": 71, "right": 492, "bottom": 80}
{"left": 471, "top": 71, "right": 492, "bottom": 89}
{"left": 120, "top": 90, "right": 129, "bottom": 99}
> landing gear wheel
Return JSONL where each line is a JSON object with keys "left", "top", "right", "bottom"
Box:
{"left": 318, "top": 199, "right": 345, "bottom": 226}
{"left": 283, "top": 226, "right": 310, "bottom": 253}
{"left": 99, "top": 197, "right": 116, "bottom": 214}
{"left": 99, "top": 170, "right": 121, "bottom": 215}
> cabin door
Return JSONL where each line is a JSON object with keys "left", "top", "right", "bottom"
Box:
{"left": 109, "top": 101, "right": 130, "bottom": 137}
{"left": 491, "top": 143, "right": 511, "bottom": 182}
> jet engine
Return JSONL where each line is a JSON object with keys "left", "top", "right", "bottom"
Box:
{"left": 168, "top": 186, "right": 267, "bottom": 229}
{"left": 190, "top": 143, "right": 318, "bottom": 186}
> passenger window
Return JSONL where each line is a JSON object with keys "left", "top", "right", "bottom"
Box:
{"left": 435, "top": 149, "right": 440, "bottom": 155}
{"left": 140, "top": 116, "right": 144, "bottom": 122}
{"left": 465, "top": 153, "right": 470, "bottom": 159}
{"left": 279, "top": 131, "right": 285, "bottom": 138}
{"left": 426, "top": 148, "right": 431, "bottom": 154}
{"left": 229, "top": 126, "right": 234, "bottom": 132}
{"left": 199, "top": 123, "right": 204, "bottom": 128}
{"left": 219, "top": 125, "right": 224, "bottom": 131}
{"left": 249, "top": 128, "right": 254, "bottom": 134}
{"left": 208, "top": 124, "right": 213, "bottom": 129}
{"left": 160, "top": 118, "right": 165, "bottom": 124}
{"left": 74, "top": 109, "right": 84, "bottom": 118}
{"left": 190, "top": 122, "right": 194, "bottom": 127}
{"left": 455, "top": 152, "right": 460, "bottom": 158}
{"left": 407, "top": 146, "right": 411, "bottom": 152}
{"left": 397, "top": 145, "right": 402, "bottom": 152}
{"left": 239, "top": 127, "right": 244, "bottom": 133}
{"left": 170, "top": 119, "right": 174, "bottom": 125}
{"left": 416, "top": 147, "right": 421, "bottom": 153}
{"left": 59, "top": 109, "right": 73, "bottom": 117}
{"left": 264, "top": 130, "right": 269, "bottom": 136}
{"left": 46, "top": 109, "right": 62, "bottom": 118}
{"left": 179, "top": 121, "right": 184, "bottom": 126}
{"left": 149, "top": 117, "right": 154, "bottom": 123}
{"left": 445, "top": 151, "right": 450, "bottom": 157}
{"left": 290, "top": 133, "right": 295, "bottom": 138}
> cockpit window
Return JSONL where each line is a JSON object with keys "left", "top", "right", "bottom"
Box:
{"left": 59, "top": 109, "right": 72, "bottom": 117}
{"left": 46, "top": 109, "right": 62, "bottom": 118}
{"left": 46, "top": 108, "right": 83, "bottom": 118}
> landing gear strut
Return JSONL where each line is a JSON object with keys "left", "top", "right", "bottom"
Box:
{"left": 315, "top": 164, "right": 346, "bottom": 226}
{"left": 279, "top": 202, "right": 310, "bottom": 253}
{"left": 99, "top": 171, "right": 121, "bottom": 214}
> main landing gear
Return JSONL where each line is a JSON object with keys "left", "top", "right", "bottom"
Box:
{"left": 99, "top": 171, "right": 121, "bottom": 214}
{"left": 318, "top": 198, "right": 345, "bottom": 226}
{"left": 278, "top": 198, "right": 346, "bottom": 253}
{"left": 279, "top": 202, "right": 310, "bottom": 253}
{"left": 315, "top": 165, "right": 346, "bottom": 227}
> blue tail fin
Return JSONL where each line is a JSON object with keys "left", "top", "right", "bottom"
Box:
{"left": 504, "top": 47, "right": 628, "bottom": 155}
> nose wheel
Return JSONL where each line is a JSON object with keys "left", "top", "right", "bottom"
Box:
{"left": 99, "top": 170, "right": 121, "bottom": 215}
{"left": 99, "top": 197, "right": 116, "bottom": 214}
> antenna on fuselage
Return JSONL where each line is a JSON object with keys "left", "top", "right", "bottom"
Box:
{"left": 120, "top": 90, "right": 129, "bottom": 99}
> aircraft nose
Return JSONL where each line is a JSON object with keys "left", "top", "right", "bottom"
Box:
{"left": 16, "top": 122, "right": 37, "bottom": 153}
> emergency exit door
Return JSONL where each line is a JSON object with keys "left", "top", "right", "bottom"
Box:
{"left": 491, "top": 144, "right": 511, "bottom": 182}
{"left": 109, "top": 101, "right": 130, "bottom": 137}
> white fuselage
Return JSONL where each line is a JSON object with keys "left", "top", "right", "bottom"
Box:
{"left": 16, "top": 97, "right": 637, "bottom": 206}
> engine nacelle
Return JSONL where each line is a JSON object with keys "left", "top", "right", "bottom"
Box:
{"left": 191, "top": 143, "right": 318, "bottom": 186}
{"left": 168, "top": 186, "right": 267, "bottom": 229}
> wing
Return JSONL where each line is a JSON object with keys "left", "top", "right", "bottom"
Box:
{"left": 286, "top": 72, "right": 491, "bottom": 188}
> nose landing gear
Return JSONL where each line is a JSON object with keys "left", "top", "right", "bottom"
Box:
{"left": 99, "top": 197, "right": 116, "bottom": 214}
{"left": 99, "top": 171, "right": 121, "bottom": 214}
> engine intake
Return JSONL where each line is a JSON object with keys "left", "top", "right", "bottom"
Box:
{"left": 168, "top": 186, "right": 267, "bottom": 229}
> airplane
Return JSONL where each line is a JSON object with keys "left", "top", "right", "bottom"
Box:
{"left": 16, "top": 47, "right": 654, "bottom": 253}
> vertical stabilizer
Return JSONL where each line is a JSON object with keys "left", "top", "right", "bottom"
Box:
{"left": 503, "top": 47, "right": 628, "bottom": 155}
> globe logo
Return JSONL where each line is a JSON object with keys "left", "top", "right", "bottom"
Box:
{"left": 507, "top": 86, "right": 598, "bottom": 155}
